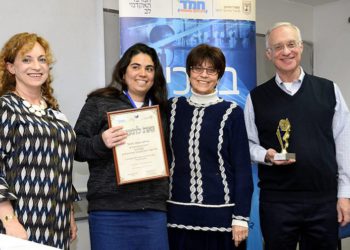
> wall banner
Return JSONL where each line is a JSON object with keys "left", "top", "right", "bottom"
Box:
{"left": 120, "top": 1, "right": 261, "bottom": 249}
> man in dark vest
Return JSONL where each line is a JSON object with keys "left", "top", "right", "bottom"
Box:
{"left": 244, "top": 22, "right": 350, "bottom": 250}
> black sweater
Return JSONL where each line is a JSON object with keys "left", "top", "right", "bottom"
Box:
{"left": 74, "top": 94, "right": 169, "bottom": 212}
{"left": 251, "top": 74, "right": 337, "bottom": 203}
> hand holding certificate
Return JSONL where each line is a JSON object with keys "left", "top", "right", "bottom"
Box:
{"left": 107, "top": 105, "right": 169, "bottom": 185}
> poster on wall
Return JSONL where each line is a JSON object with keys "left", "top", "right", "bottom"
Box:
{"left": 120, "top": 0, "right": 256, "bottom": 106}
{"left": 119, "top": 1, "right": 261, "bottom": 249}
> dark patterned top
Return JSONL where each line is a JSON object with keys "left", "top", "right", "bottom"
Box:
{"left": 0, "top": 93, "right": 78, "bottom": 250}
{"left": 167, "top": 96, "right": 253, "bottom": 232}
{"left": 74, "top": 94, "right": 168, "bottom": 212}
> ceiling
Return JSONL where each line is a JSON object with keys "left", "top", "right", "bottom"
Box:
{"left": 288, "top": 0, "right": 339, "bottom": 6}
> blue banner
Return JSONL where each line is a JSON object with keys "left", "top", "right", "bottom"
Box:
{"left": 120, "top": 1, "right": 261, "bottom": 249}
{"left": 120, "top": 18, "right": 256, "bottom": 107}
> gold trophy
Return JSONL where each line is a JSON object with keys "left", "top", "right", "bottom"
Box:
{"left": 274, "top": 118, "right": 296, "bottom": 160}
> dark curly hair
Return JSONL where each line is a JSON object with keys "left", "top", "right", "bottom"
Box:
{"left": 88, "top": 43, "right": 168, "bottom": 112}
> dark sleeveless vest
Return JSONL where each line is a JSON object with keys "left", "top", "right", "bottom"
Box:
{"left": 251, "top": 74, "right": 337, "bottom": 203}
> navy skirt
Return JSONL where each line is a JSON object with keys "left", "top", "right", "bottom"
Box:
{"left": 89, "top": 210, "right": 169, "bottom": 250}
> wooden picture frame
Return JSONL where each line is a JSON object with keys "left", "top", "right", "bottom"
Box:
{"left": 107, "top": 106, "right": 169, "bottom": 185}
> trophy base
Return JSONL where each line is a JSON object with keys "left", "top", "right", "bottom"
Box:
{"left": 274, "top": 153, "right": 296, "bottom": 161}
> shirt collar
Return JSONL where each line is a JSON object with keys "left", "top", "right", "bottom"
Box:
{"left": 275, "top": 67, "right": 305, "bottom": 85}
{"left": 274, "top": 68, "right": 305, "bottom": 95}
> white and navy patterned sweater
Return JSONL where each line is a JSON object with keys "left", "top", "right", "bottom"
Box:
{"left": 0, "top": 93, "right": 79, "bottom": 250}
{"left": 167, "top": 94, "right": 253, "bottom": 232}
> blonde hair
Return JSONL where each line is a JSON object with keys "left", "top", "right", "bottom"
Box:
{"left": 0, "top": 32, "right": 59, "bottom": 109}
{"left": 265, "top": 22, "right": 303, "bottom": 49}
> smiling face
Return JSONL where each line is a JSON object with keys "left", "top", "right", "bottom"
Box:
{"left": 123, "top": 53, "right": 155, "bottom": 102}
{"left": 6, "top": 42, "right": 49, "bottom": 92}
{"left": 266, "top": 25, "right": 303, "bottom": 81}
{"left": 189, "top": 60, "right": 219, "bottom": 95}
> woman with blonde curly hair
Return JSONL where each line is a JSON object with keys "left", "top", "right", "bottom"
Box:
{"left": 0, "top": 32, "right": 79, "bottom": 250}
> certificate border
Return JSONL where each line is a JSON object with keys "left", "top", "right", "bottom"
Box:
{"left": 107, "top": 105, "right": 169, "bottom": 185}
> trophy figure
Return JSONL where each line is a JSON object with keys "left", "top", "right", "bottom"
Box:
{"left": 274, "top": 118, "right": 296, "bottom": 161}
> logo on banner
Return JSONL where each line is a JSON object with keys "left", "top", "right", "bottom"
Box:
{"left": 243, "top": 1, "right": 252, "bottom": 15}
{"left": 128, "top": 0, "right": 152, "bottom": 15}
{"left": 177, "top": 0, "right": 208, "bottom": 13}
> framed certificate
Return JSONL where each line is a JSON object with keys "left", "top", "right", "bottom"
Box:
{"left": 107, "top": 105, "right": 169, "bottom": 185}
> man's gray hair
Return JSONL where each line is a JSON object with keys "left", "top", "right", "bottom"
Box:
{"left": 265, "top": 22, "right": 302, "bottom": 49}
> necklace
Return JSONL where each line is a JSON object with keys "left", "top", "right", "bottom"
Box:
{"left": 14, "top": 91, "right": 48, "bottom": 117}
{"left": 22, "top": 99, "right": 47, "bottom": 116}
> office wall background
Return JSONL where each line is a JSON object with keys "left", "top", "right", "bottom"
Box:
{"left": 314, "top": 0, "right": 350, "bottom": 105}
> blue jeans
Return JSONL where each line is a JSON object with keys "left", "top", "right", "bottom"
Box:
{"left": 89, "top": 210, "right": 169, "bottom": 250}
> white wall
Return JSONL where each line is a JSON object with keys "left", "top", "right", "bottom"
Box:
{"left": 256, "top": 0, "right": 313, "bottom": 41}
{"left": 314, "top": 0, "right": 350, "bottom": 105}
{"left": 103, "top": 0, "right": 118, "bottom": 10}
{"left": 70, "top": 220, "right": 91, "bottom": 250}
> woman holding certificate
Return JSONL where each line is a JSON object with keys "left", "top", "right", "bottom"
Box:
{"left": 0, "top": 33, "right": 78, "bottom": 249}
{"left": 74, "top": 43, "right": 169, "bottom": 250}
{"left": 167, "top": 44, "right": 253, "bottom": 250}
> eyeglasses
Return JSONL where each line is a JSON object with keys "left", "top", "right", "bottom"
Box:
{"left": 190, "top": 66, "right": 218, "bottom": 75}
{"left": 268, "top": 40, "right": 302, "bottom": 53}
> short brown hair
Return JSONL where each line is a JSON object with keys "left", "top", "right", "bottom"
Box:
{"left": 186, "top": 44, "right": 226, "bottom": 79}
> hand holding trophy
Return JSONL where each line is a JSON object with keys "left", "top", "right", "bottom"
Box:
{"left": 274, "top": 118, "right": 296, "bottom": 161}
